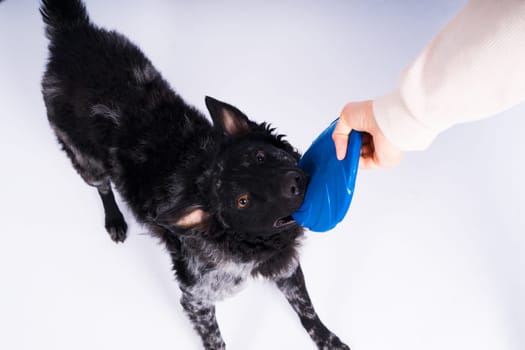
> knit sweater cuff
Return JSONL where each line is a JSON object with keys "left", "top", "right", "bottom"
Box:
{"left": 373, "top": 90, "right": 443, "bottom": 151}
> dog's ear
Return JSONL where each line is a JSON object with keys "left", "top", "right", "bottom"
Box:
{"left": 155, "top": 206, "right": 210, "bottom": 231}
{"left": 205, "top": 96, "right": 252, "bottom": 136}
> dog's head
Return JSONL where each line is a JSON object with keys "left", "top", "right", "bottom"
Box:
{"left": 156, "top": 96, "right": 306, "bottom": 237}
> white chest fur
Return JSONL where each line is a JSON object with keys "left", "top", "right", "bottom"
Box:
{"left": 185, "top": 257, "right": 256, "bottom": 304}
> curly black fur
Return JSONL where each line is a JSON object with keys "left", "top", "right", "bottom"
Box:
{"left": 40, "top": 1, "right": 349, "bottom": 349}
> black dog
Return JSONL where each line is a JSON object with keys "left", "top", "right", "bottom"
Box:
{"left": 40, "top": 1, "right": 349, "bottom": 349}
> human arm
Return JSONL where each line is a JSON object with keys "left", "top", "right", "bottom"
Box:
{"left": 333, "top": 0, "right": 525, "bottom": 166}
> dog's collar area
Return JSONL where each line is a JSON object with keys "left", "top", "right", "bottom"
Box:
{"left": 273, "top": 215, "right": 295, "bottom": 228}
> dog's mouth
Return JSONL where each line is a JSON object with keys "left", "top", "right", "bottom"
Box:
{"left": 273, "top": 215, "right": 296, "bottom": 228}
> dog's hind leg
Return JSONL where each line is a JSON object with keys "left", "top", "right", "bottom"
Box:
{"left": 97, "top": 184, "right": 127, "bottom": 243}
{"left": 53, "top": 126, "right": 127, "bottom": 243}
{"left": 275, "top": 265, "right": 350, "bottom": 350}
{"left": 180, "top": 292, "right": 226, "bottom": 350}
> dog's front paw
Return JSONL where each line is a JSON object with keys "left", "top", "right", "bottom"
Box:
{"left": 203, "top": 339, "right": 226, "bottom": 350}
{"left": 318, "top": 334, "right": 350, "bottom": 350}
{"left": 105, "top": 214, "right": 128, "bottom": 243}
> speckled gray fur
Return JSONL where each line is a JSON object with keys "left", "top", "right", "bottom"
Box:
{"left": 40, "top": 0, "right": 350, "bottom": 348}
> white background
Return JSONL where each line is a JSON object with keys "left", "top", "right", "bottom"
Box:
{"left": 1, "top": 1, "right": 524, "bottom": 349}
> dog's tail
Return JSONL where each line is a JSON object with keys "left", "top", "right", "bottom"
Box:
{"left": 40, "top": 0, "right": 90, "bottom": 38}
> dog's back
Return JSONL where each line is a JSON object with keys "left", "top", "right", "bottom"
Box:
{"left": 41, "top": 0, "right": 212, "bottom": 223}
{"left": 40, "top": 1, "right": 350, "bottom": 349}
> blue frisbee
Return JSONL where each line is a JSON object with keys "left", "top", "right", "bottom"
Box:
{"left": 292, "top": 119, "right": 362, "bottom": 232}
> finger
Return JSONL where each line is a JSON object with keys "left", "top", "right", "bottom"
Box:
{"left": 375, "top": 151, "right": 403, "bottom": 168}
{"left": 359, "top": 144, "right": 378, "bottom": 169}
{"left": 332, "top": 119, "right": 352, "bottom": 160}
{"left": 333, "top": 133, "right": 349, "bottom": 160}
{"left": 359, "top": 155, "right": 379, "bottom": 169}
{"left": 374, "top": 145, "right": 404, "bottom": 167}
{"left": 360, "top": 144, "right": 373, "bottom": 158}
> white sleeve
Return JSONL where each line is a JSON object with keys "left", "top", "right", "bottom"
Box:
{"left": 373, "top": 0, "right": 525, "bottom": 151}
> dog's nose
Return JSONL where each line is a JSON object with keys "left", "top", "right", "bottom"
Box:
{"left": 281, "top": 170, "right": 305, "bottom": 198}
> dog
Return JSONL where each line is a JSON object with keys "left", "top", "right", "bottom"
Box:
{"left": 40, "top": 1, "right": 349, "bottom": 349}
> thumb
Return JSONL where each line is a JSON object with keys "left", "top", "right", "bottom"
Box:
{"left": 332, "top": 118, "right": 352, "bottom": 160}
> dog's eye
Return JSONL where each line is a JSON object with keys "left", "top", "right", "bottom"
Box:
{"left": 255, "top": 151, "right": 265, "bottom": 163}
{"left": 236, "top": 194, "right": 249, "bottom": 208}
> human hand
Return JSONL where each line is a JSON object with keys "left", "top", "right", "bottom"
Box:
{"left": 332, "top": 100, "right": 402, "bottom": 169}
